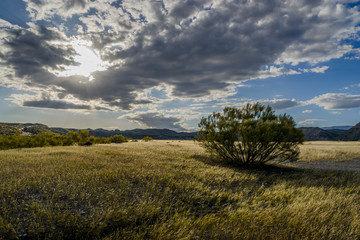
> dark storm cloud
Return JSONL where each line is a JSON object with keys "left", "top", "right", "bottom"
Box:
{"left": 1, "top": 0, "right": 360, "bottom": 111}
{"left": 96, "top": 0, "right": 360, "bottom": 102}
{"left": 63, "top": 0, "right": 87, "bottom": 10}
{"left": 1, "top": 26, "right": 76, "bottom": 78}
{"left": 125, "top": 112, "right": 187, "bottom": 131}
{"left": 23, "top": 99, "right": 92, "bottom": 110}
{"left": 166, "top": 0, "right": 213, "bottom": 22}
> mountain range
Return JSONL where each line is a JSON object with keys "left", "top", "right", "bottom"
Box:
{"left": 1, "top": 122, "right": 360, "bottom": 141}
{"left": 299, "top": 122, "right": 360, "bottom": 141}
{"left": 0, "top": 123, "right": 198, "bottom": 140}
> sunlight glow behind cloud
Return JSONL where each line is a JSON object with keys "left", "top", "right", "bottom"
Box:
{"left": 52, "top": 39, "right": 109, "bottom": 79}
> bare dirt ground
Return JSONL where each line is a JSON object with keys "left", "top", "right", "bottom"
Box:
{"left": 283, "top": 159, "right": 360, "bottom": 172}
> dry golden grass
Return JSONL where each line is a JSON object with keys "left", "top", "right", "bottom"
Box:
{"left": 0, "top": 140, "right": 359, "bottom": 239}
{"left": 299, "top": 141, "right": 360, "bottom": 162}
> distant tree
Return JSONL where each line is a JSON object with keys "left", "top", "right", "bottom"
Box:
{"left": 67, "top": 131, "right": 80, "bottom": 145}
{"left": 196, "top": 103, "right": 305, "bottom": 166}
{"left": 0, "top": 130, "right": 117, "bottom": 150}
{"left": 88, "top": 136, "right": 96, "bottom": 144}
{"left": 110, "top": 134, "right": 127, "bottom": 143}
{"left": 79, "top": 130, "right": 90, "bottom": 145}
{"left": 142, "top": 136, "right": 153, "bottom": 142}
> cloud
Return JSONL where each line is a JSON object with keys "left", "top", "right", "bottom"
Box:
{"left": 259, "top": 99, "right": 303, "bottom": 110}
{"left": 23, "top": 99, "right": 92, "bottom": 110}
{"left": 7, "top": 92, "right": 113, "bottom": 112}
{"left": 0, "top": 19, "right": 22, "bottom": 30}
{"left": 301, "top": 66, "right": 329, "bottom": 73}
{"left": 0, "top": 25, "right": 76, "bottom": 80}
{"left": 121, "top": 112, "right": 188, "bottom": 131}
{"left": 256, "top": 66, "right": 301, "bottom": 80}
{"left": 276, "top": 2, "right": 360, "bottom": 65}
{"left": 298, "top": 119, "right": 324, "bottom": 126}
{"left": 24, "top": 0, "right": 91, "bottom": 20}
{"left": 302, "top": 110, "right": 312, "bottom": 113}
{"left": 341, "top": 83, "right": 360, "bottom": 90}
{"left": 331, "top": 111, "right": 341, "bottom": 115}
{"left": 308, "top": 93, "right": 360, "bottom": 110}
{"left": 1, "top": 0, "right": 360, "bottom": 112}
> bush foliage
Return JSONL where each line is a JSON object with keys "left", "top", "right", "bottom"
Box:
{"left": 142, "top": 136, "right": 153, "bottom": 142}
{"left": 110, "top": 134, "right": 128, "bottom": 143}
{"left": 0, "top": 130, "right": 129, "bottom": 150}
{"left": 196, "top": 103, "right": 305, "bottom": 166}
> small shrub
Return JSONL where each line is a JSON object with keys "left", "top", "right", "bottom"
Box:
{"left": 110, "top": 135, "right": 127, "bottom": 143}
{"left": 142, "top": 136, "right": 153, "bottom": 142}
{"left": 79, "top": 130, "right": 90, "bottom": 145}
{"left": 196, "top": 103, "right": 304, "bottom": 166}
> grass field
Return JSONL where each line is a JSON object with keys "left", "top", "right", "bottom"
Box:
{"left": 299, "top": 141, "right": 360, "bottom": 162}
{"left": 0, "top": 141, "right": 359, "bottom": 239}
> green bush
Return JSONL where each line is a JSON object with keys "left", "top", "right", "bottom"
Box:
{"left": 142, "top": 136, "right": 153, "bottom": 142}
{"left": 196, "top": 103, "right": 304, "bottom": 166}
{"left": 79, "top": 130, "right": 90, "bottom": 145}
{"left": 0, "top": 131, "right": 114, "bottom": 150}
{"left": 110, "top": 134, "right": 127, "bottom": 143}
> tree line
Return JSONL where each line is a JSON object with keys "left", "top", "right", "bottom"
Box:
{"left": 0, "top": 130, "right": 129, "bottom": 150}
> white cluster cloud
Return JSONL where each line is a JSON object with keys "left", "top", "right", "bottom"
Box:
{"left": 301, "top": 66, "right": 329, "bottom": 74}
{"left": 308, "top": 93, "right": 360, "bottom": 110}
{"left": 302, "top": 110, "right": 313, "bottom": 114}
{"left": 298, "top": 119, "right": 324, "bottom": 126}
{"left": 24, "top": 0, "right": 91, "bottom": 21}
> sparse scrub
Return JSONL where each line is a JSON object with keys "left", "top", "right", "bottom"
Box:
{"left": 110, "top": 134, "right": 128, "bottom": 143}
{"left": 0, "top": 131, "right": 116, "bottom": 150}
{"left": 141, "top": 136, "right": 153, "bottom": 142}
{"left": 0, "top": 141, "right": 359, "bottom": 239}
{"left": 197, "top": 103, "right": 304, "bottom": 166}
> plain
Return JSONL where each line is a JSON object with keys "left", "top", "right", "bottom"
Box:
{"left": 0, "top": 140, "right": 360, "bottom": 239}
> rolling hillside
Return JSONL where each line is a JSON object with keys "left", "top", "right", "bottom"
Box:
{"left": 1, "top": 122, "right": 360, "bottom": 141}
{"left": 299, "top": 127, "right": 339, "bottom": 141}
{"left": 0, "top": 123, "right": 198, "bottom": 140}
{"left": 339, "top": 122, "right": 360, "bottom": 141}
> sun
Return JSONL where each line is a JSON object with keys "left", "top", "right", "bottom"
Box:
{"left": 54, "top": 38, "right": 109, "bottom": 79}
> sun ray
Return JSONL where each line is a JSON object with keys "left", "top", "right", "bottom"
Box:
{"left": 53, "top": 38, "right": 109, "bottom": 79}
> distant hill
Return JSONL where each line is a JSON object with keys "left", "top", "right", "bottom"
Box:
{"left": 321, "top": 126, "right": 353, "bottom": 131}
{"left": 299, "top": 123, "right": 360, "bottom": 141}
{"left": 0, "top": 123, "right": 21, "bottom": 135}
{"left": 0, "top": 122, "right": 198, "bottom": 140}
{"left": 1, "top": 122, "right": 360, "bottom": 141}
{"left": 338, "top": 122, "right": 360, "bottom": 141}
{"left": 0, "top": 123, "right": 54, "bottom": 136}
{"left": 118, "top": 129, "right": 197, "bottom": 140}
{"left": 299, "top": 127, "right": 340, "bottom": 141}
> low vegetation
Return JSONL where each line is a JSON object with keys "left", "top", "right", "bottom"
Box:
{"left": 0, "top": 141, "right": 359, "bottom": 239}
{"left": 197, "top": 103, "right": 304, "bottom": 166}
{"left": 0, "top": 131, "right": 129, "bottom": 150}
{"left": 299, "top": 141, "right": 360, "bottom": 162}
{"left": 141, "top": 136, "right": 153, "bottom": 142}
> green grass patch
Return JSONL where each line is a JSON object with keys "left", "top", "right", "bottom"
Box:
{"left": 0, "top": 141, "right": 359, "bottom": 239}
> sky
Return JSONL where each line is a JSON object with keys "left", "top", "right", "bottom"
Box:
{"left": 0, "top": 0, "right": 360, "bottom": 131}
